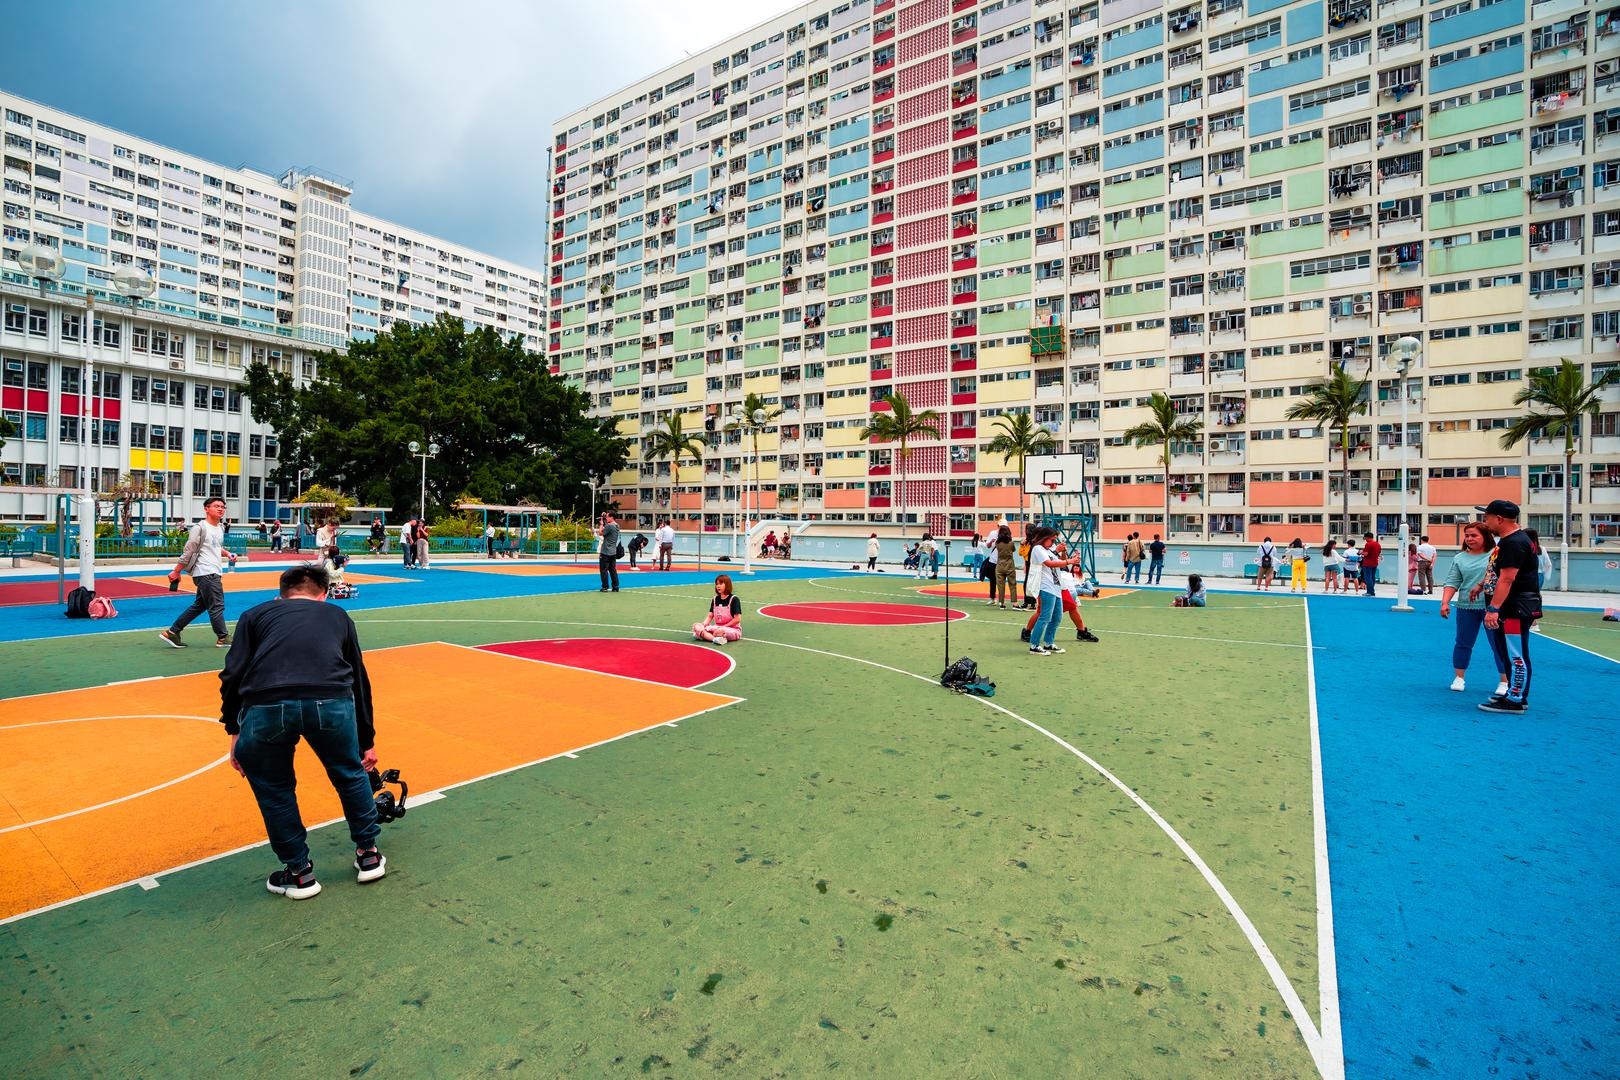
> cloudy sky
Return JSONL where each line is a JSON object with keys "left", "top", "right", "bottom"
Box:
{"left": 6, "top": 0, "right": 770, "bottom": 268}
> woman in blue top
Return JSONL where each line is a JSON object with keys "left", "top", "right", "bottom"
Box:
{"left": 1440, "top": 521, "right": 1507, "bottom": 696}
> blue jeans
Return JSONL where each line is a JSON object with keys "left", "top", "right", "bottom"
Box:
{"left": 1147, "top": 557, "right": 1164, "bottom": 584}
{"left": 1451, "top": 607, "right": 1502, "bottom": 673}
{"left": 1361, "top": 565, "right": 1378, "bottom": 595}
{"left": 1032, "top": 591, "right": 1064, "bottom": 647}
{"left": 233, "top": 698, "right": 379, "bottom": 868}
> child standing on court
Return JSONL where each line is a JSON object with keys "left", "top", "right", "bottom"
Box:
{"left": 693, "top": 574, "right": 743, "bottom": 645}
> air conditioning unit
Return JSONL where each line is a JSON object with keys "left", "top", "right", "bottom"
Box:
{"left": 168, "top": 360, "right": 185, "bottom": 372}
{"left": 1353, "top": 302, "right": 1371, "bottom": 314}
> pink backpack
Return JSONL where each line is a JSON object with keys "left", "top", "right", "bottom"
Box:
{"left": 88, "top": 596, "right": 119, "bottom": 619}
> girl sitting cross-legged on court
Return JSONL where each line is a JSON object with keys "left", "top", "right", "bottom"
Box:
{"left": 1172, "top": 574, "right": 1207, "bottom": 607}
{"left": 693, "top": 574, "right": 743, "bottom": 645}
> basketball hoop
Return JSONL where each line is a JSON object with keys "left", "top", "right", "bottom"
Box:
{"left": 1043, "top": 482, "right": 1059, "bottom": 494}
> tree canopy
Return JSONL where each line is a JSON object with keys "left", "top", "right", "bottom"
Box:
{"left": 244, "top": 316, "right": 628, "bottom": 518}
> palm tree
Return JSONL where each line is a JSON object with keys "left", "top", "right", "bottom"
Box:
{"left": 725, "top": 391, "right": 783, "bottom": 538}
{"left": 860, "top": 389, "right": 942, "bottom": 539}
{"left": 1499, "top": 358, "right": 1619, "bottom": 591}
{"left": 1286, "top": 366, "right": 1371, "bottom": 540}
{"left": 1121, "top": 391, "right": 1204, "bottom": 539}
{"left": 642, "top": 413, "right": 706, "bottom": 530}
{"left": 985, "top": 411, "right": 1055, "bottom": 527}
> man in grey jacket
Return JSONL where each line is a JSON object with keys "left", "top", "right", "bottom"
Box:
{"left": 595, "top": 511, "right": 621, "bottom": 592}
{"left": 159, "top": 496, "right": 238, "bottom": 648}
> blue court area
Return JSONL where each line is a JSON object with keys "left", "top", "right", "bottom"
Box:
{"left": 1308, "top": 594, "right": 1619, "bottom": 1080}
{"left": 0, "top": 562, "right": 833, "bottom": 644}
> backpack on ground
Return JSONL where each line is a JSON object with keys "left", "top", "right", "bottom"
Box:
{"left": 65, "top": 586, "right": 95, "bottom": 619}
{"left": 87, "top": 596, "right": 118, "bottom": 619}
{"left": 940, "top": 656, "right": 996, "bottom": 697}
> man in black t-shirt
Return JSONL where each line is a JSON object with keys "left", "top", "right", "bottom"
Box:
{"left": 1476, "top": 499, "right": 1540, "bottom": 714}
{"left": 1147, "top": 534, "right": 1167, "bottom": 585}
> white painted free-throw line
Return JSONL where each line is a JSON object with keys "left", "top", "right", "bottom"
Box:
{"left": 355, "top": 613, "right": 1328, "bottom": 1071}
{"left": 1303, "top": 599, "right": 1346, "bottom": 1080}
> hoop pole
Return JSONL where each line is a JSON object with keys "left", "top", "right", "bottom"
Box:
{"left": 943, "top": 539, "right": 951, "bottom": 674}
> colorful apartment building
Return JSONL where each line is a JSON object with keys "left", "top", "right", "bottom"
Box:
{"left": 1, "top": 92, "right": 546, "bottom": 524}
{"left": 549, "top": 0, "right": 1620, "bottom": 547}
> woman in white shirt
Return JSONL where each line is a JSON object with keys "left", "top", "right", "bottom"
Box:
{"left": 1321, "top": 540, "right": 1342, "bottom": 592}
{"left": 1026, "top": 527, "right": 1082, "bottom": 655}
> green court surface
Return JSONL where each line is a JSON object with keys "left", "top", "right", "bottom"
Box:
{"left": 1536, "top": 613, "right": 1620, "bottom": 663}
{"left": 1, "top": 578, "right": 1325, "bottom": 1077}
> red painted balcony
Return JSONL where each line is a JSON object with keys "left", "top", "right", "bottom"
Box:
{"left": 870, "top": 366, "right": 893, "bottom": 380}
{"left": 868, "top": 464, "right": 892, "bottom": 476}
{"left": 953, "top": 59, "right": 977, "bottom": 76}
{"left": 872, "top": 179, "right": 894, "bottom": 194}
{"left": 951, "top": 323, "right": 977, "bottom": 338}
{"left": 952, "top": 223, "right": 976, "bottom": 239}
{"left": 549, "top": 318, "right": 561, "bottom": 329}
{"left": 549, "top": 364, "right": 560, "bottom": 374}
{"left": 874, "top": 88, "right": 894, "bottom": 104}
{"left": 876, "top": 0, "right": 895, "bottom": 11}
{"left": 873, "top": 210, "right": 894, "bottom": 225}
{"left": 551, "top": 226, "right": 563, "bottom": 239}
{"left": 950, "top": 426, "right": 976, "bottom": 439}
{"left": 871, "top": 303, "right": 894, "bottom": 317}
{"left": 953, "top": 0, "right": 974, "bottom": 10}
{"left": 951, "top": 256, "right": 977, "bottom": 270}
{"left": 951, "top": 392, "right": 977, "bottom": 406}
{"left": 550, "top": 272, "right": 562, "bottom": 284}
{"left": 872, "top": 273, "right": 894, "bottom": 287}
{"left": 952, "top": 27, "right": 976, "bottom": 44}
{"left": 870, "top": 496, "right": 893, "bottom": 508}
{"left": 875, "top": 28, "right": 895, "bottom": 44}
{"left": 950, "top": 495, "right": 975, "bottom": 506}
{"left": 873, "top": 149, "right": 895, "bottom": 165}
{"left": 870, "top": 335, "right": 894, "bottom": 349}
{"left": 951, "top": 193, "right": 977, "bottom": 207}
{"left": 549, "top": 341, "right": 560, "bottom": 352}
{"left": 951, "top": 357, "right": 977, "bottom": 371}
{"left": 874, "top": 117, "right": 894, "bottom": 133}
{"left": 952, "top": 289, "right": 977, "bottom": 304}
{"left": 871, "top": 241, "right": 894, "bottom": 256}
{"left": 951, "top": 93, "right": 977, "bottom": 109}
{"left": 952, "top": 155, "right": 977, "bottom": 173}
{"left": 551, "top": 249, "right": 562, "bottom": 262}
{"left": 875, "top": 57, "right": 895, "bottom": 73}
{"left": 872, "top": 397, "right": 893, "bottom": 412}
{"left": 953, "top": 124, "right": 978, "bottom": 141}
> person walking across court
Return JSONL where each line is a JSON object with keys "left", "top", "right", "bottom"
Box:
{"left": 596, "top": 511, "right": 622, "bottom": 592}
{"left": 220, "top": 564, "right": 386, "bottom": 899}
{"left": 1477, "top": 500, "right": 1542, "bottom": 714}
{"left": 159, "top": 496, "right": 238, "bottom": 649}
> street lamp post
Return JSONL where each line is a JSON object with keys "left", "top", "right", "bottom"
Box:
{"left": 408, "top": 440, "right": 440, "bottom": 520}
{"left": 1388, "top": 336, "right": 1421, "bottom": 613}
{"left": 730, "top": 407, "right": 767, "bottom": 575}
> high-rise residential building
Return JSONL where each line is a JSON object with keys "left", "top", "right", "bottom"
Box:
{"left": 1, "top": 92, "right": 546, "bottom": 524}
{"left": 549, "top": 0, "right": 1620, "bottom": 550}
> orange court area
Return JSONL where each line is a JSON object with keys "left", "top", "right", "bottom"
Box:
{"left": 0, "top": 642, "right": 739, "bottom": 921}
{"left": 129, "top": 570, "right": 410, "bottom": 593}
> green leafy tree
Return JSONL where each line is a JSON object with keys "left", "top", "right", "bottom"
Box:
{"left": 726, "top": 392, "right": 783, "bottom": 533}
{"left": 0, "top": 414, "right": 14, "bottom": 454}
{"left": 104, "top": 472, "right": 164, "bottom": 536}
{"left": 244, "top": 316, "right": 628, "bottom": 519}
{"left": 1498, "top": 359, "right": 1619, "bottom": 590}
{"left": 1286, "top": 366, "right": 1371, "bottom": 539}
{"left": 1121, "top": 391, "right": 1204, "bottom": 538}
{"left": 642, "top": 413, "right": 706, "bottom": 526}
{"left": 985, "top": 411, "right": 1056, "bottom": 525}
{"left": 859, "top": 389, "right": 942, "bottom": 540}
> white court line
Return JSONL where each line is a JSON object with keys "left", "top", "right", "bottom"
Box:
{"left": 1, "top": 755, "right": 229, "bottom": 834}
{"left": 351, "top": 612, "right": 1328, "bottom": 1071}
{"left": 0, "top": 713, "right": 218, "bottom": 732}
{"left": 1535, "top": 633, "right": 1620, "bottom": 666}
{"left": 804, "top": 576, "right": 1311, "bottom": 617}
{"left": 756, "top": 600, "right": 966, "bottom": 625}
{"left": 136, "top": 878, "right": 160, "bottom": 891}
{"left": 1303, "top": 599, "right": 1345, "bottom": 1080}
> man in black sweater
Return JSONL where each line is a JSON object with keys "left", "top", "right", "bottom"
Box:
{"left": 220, "top": 565, "right": 385, "bottom": 899}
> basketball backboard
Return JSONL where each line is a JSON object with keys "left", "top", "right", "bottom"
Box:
{"left": 1022, "top": 452, "right": 1089, "bottom": 495}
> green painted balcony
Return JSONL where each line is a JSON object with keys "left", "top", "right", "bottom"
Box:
{"left": 673, "top": 357, "right": 705, "bottom": 377}
{"left": 744, "top": 344, "right": 780, "bottom": 366}
{"left": 1104, "top": 211, "right": 1165, "bottom": 245}
{"left": 1429, "top": 92, "right": 1524, "bottom": 140}
{"left": 1430, "top": 236, "right": 1521, "bottom": 276}
{"left": 1105, "top": 249, "right": 1166, "bottom": 280}
{"left": 828, "top": 270, "right": 870, "bottom": 295}
{"left": 746, "top": 257, "right": 782, "bottom": 283}
{"left": 612, "top": 367, "right": 642, "bottom": 387}
{"left": 614, "top": 293, "right": 640, "bottom": 314}
{"left": 1251, "top": 222, "right": 1325, "bottom": 259}
{"left": 674, "top": 326, "right": 704, "bottom": 350}
{"left": 830, "top": 239, "right": 870, "bottom": 265}
{"left": 1101, "top": 289, "right": 1165, "bottom": 318}
{"left": 744, "top": 316, "right": 781, "bottom": 341}
{"left": 614, "top": 316, "right": 640, "bottom": 339}
{"left": 1428, "top": 142, "right": 1524, "bottom": 185}
{"left": 1429, "top": 188, "right": 1524, "bottom": 230}
{"left": 561, "top": 306, "right": 586, "bottom": 327}
{"left": 828, "top": 332, "right": 867, "bottom": 355}
{"left": 1102, "top": 173, "right": 1167, "bottom": 208}
{"left": 980, "top": 307, "right": 1032, "bottom": 334}
{"left": 980, "top": 270, "right": 1032, "bottom": 300}
{"left": 746, "top": 286, "right": 782, "bottom": 311}
{"left": 612, "top": 341, "right": 642, "bottom": 362}
{"left": 981, "top": 202, "right": 1033, "bottom": 234}
{"left": 980, "top": 235, "right": 1034, "bottom": 266}
{"left": 1248, "top": 263, "right": 1285, "bottom": 300}
{"left": 676, "top": 303, "right": 706, "bottom": 325}
{"left": 829, "top": 300, "right": 870, "bottom": 325}
{"left": 1249, "top": 140, "right": 1325, "bottom": 178}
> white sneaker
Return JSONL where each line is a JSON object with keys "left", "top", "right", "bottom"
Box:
{"left": 1494, "top": 682, "right": 1509, "bottom": 698}
{"left": 1449, "top": 676, "right": 1465, "bottom": 692}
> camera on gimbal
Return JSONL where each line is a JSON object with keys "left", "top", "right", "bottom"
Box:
{"left": 367, "top": 767, "right": 409, "bottom": 823}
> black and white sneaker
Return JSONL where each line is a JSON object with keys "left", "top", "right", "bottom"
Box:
{"left": 354, "top": 848, "right": 387, "bottom": 883}
{"left": 1028, "top": 646, "right": 1045, "bottom": 655}
{"left": 1042, "top": 645, "right": 1067, "bottom": 654}
{"left": 1477, "top": 698, "right": 1526, "bottom": 715}
{"left": 266, "top": 862, "right": 322, "bottom": 900}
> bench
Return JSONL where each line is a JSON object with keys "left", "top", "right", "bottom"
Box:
{"left": 1, "top": 539, "right": 37, "bottom": 567}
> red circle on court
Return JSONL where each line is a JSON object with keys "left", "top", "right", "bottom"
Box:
{"left": 756, "top": 601, "right": 966, "bottom": 626}
{"left": 475, "top": 638, "right": 734, "bottom": 688}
